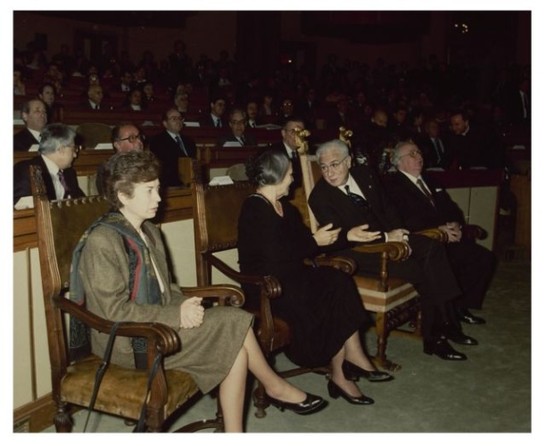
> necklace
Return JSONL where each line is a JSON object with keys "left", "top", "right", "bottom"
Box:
{"left": 253, "top": 192, "right": 284, "bottom": 217}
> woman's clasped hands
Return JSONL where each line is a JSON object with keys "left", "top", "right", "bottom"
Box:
{"left": 179, "top": 296, "right": 205, "bottom": 329}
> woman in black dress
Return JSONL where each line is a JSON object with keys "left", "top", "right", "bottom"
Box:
{"left": 238, "top": 150, "right": 393, "bottom": 406}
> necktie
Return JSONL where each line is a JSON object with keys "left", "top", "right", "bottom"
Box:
{"left": 522, "top": 93, "right": 529, "bottom": 118}
{"left": 175, "top": 135, "right": 188, "bottom": 156}
{"left": 432, "top": 138, "right": 442, "bottom": 164}
{"left": 57, "top": 170, "right": 70, "bottom": 199}
{"left": 345, "top": 185, "right": 368, "bottom": 209}
{"left": 416, "top": 178, "right": 434, "bottom": 206}
{"left": 238, "top": 135, "right": 246, "bottom": 145}
{"left": 215, "top": 118, "right": 221, "bottom": 128}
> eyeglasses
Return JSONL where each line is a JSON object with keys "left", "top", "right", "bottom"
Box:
{"left": 168, "top": 116, "right": 184, "bottom": 121}
{"left": 285, "top": 127, "right": 304, "bottom": 135}
{"left": 117, "top": 134, "right": 144, "bottom": 143}
{"left": 230, "top": 119, "right": 245, "bottom": 125}
{"left": 319, "top": 156, "right": 349, "bottom": 173}
{"left": 399, "top": 149, "right": 422, "bottom": 159}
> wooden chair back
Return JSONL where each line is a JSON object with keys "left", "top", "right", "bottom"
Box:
{"left": 30, "top": 165, "right": 222, "bottom": 432}
{"left": 76, "top": 122, "right": 112, "bottom": 149}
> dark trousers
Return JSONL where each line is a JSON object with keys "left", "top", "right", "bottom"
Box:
{"left": 445, "top": 240, "right": 497, "bottom": 310}
{"left": 341, "top": 234, "right": 462, "bottom": 342}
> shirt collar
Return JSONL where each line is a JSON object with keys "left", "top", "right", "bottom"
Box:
{"left": 28, "top": 128, "right": 41, "bottom": 141}
{"left": 41, "top": 153, "right": 61, "bottom": 175}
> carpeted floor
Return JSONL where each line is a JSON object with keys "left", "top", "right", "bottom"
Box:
{"left": 41, "top": 257, "right": 532, "bottom": 435}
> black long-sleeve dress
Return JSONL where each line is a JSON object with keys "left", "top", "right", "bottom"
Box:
{"left": 237, "top": 193, "right": 370, "bottom": 367}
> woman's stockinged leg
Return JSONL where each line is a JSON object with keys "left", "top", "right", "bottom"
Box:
{"left": 219, "top": 347, "right": 247, "bottom": 432}
{"left": 329, "top": 343, "right": 365, "bottom": 397}
{"left": 343, "top": 331, "right": 376, "bottom": 371}
{"left": 243, "top": 328, "right": 307, "bottom": 403}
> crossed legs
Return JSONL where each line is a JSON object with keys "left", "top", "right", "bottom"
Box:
{"left": 219, "top": 327, "right": 307, "bottom": 432}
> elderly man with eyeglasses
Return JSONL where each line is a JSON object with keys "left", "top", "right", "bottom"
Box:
{"left": 309, "top": 139, "right": 479, "bottom": 362}
{"left": 386, "top": 141, "right": 496, "bottom": 326}
{"left": 95, "top": 123, "right": 145, "bottom": 194}
{"left": 14, "top": 123, "right": 85, "bottom": 207}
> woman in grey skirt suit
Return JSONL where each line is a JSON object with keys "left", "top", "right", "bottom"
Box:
{"left": 70, "top": 150, "right": 326, "bottom": 432}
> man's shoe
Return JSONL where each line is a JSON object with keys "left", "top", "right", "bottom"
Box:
{"left": 445, "top": 331, "right": 479, "bottom": 346}
{"left": 457, "top": 308, "right": 486, "bottom": 325}
{"left": 424, "top": 338, "right": 467, "bottom": 360}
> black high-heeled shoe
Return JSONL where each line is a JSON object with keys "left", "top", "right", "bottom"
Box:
{"left": 327, "top": 379, "right": 374, "bottom": 405}
{"left": 342, "top": 361, "right": 394, "bottom": 383}
{"left": 267, "top": 392, "right": 328, "bottom": 415}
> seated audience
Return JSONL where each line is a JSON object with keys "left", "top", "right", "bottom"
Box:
{"left": 149, "top": 108, "right": 197, "bottom": 187}
{"left": 38, "top": 82, "right": 63, "bottom": 123}
{"left": 446, "top": 109, "right": 500, "bottom": 169}
{"left": 71, "top": 150, "right": 327, "bottom": 432}
{"left": 122, "top": 87, "right": 145, "bottom": 111}
{"left": 14, "top": 67, "right": 26, "bottom": 96}
{"left": 308, "top": 139, "right": 478, "bottom": 361}
{"left": 200, "top": 92, "right": 227, "bottom": 127}
{"left": 245, "top": 99, "right": 260, "bottom": 128}
{"left": 217, "top": 108, "right": 257, "bottom": 147}
{"left": 84, "top": 84, "right": 107, "bottom": 111}
{"left": 14, "top": 123, "right": 85, "bottom": 205}
{"left": 14, "top": 99, "right": 48, "bottom": 151}
{"left": 387, "top": 141, "right": 496, "bottom": 324}
{"left": 419, "top": 118, "right": 453, "bottom": 169}
{"left": 238, "top": 150, "right": 393, "bottom": 407}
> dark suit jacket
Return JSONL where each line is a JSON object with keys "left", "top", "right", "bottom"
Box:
{"left": 308, "top": 164, "right": 463, "bottom": 321}
{"left": 384, "top": 171, "right": 496, "bottom": 309}
{"left": 308, "top": 165, "right": 403, "bottom": 252}
{"left": 217, "top": 133, "right": 257, "bottom": 147}
{"left": 14, "top": 155, "right": 85, "bottom": 205}
{"left": 199, "top": 114, "right": 226, "bottom": 128}
{"left": 149, "top": 130, "right": 196, "bottom": 187}
{"left": 446, "top": 125, "right": 496, "bottom": 169}
{"left": 418, "top": 135, "right": 454, "bottom": 169}
{"left": 384, "top": 171, "right": 465, "bottom": 232}
{"left": 14, "top": 128, "right": 40, "bottom": 152}
{"left": 269, "top": 142, "right": 302, "bottom": 190}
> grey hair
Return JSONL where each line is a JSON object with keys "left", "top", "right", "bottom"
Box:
{"left": 316, "top": 139, "right": 350, "bottom": 160}
{"left": 391, "top": 141, "right": 416, "bottom": 166}
{"left": 38, "top": 123, "right": 76, "bottom": 154}
{"left": 246, "top": 150, "right": 291, "bottom": 186}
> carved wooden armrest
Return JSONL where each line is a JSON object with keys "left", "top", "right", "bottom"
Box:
{"left": 204, "top": 253, "right": 282, "bottom": 352}
{"left": 415, "top": 227, "right": 448, "bottom": 242}
{"left": 305, "top": 254, "right": 357, "bottom": 275}
{"left": 351, "top": 241, "right": 410, "bottom": 290}
{"left": 55, "top": 296, "right": 180, "bottom": 358}
{"left": 351, "top": 241, "right": 410, "bottom": 261}
{"left": 180, "top": 285, "right": 245, "bottom": 307}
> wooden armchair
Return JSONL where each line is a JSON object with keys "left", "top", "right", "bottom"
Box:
{"left": 191, "top": 176, "right": 354, "bottom": 418}
{"left": 294, "top": 129, "right": 447, "bottom": 371}
{"left": 30, "top": 165, "right": 244, "bottom": 433}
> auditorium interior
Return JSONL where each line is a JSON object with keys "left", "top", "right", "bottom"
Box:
{"left": 10, "top": 10, "right": 533, "bottom": 437}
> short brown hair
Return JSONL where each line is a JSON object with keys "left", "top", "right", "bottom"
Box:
{"left": 104, "top": 151, "right": 161, "bottom": 209}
